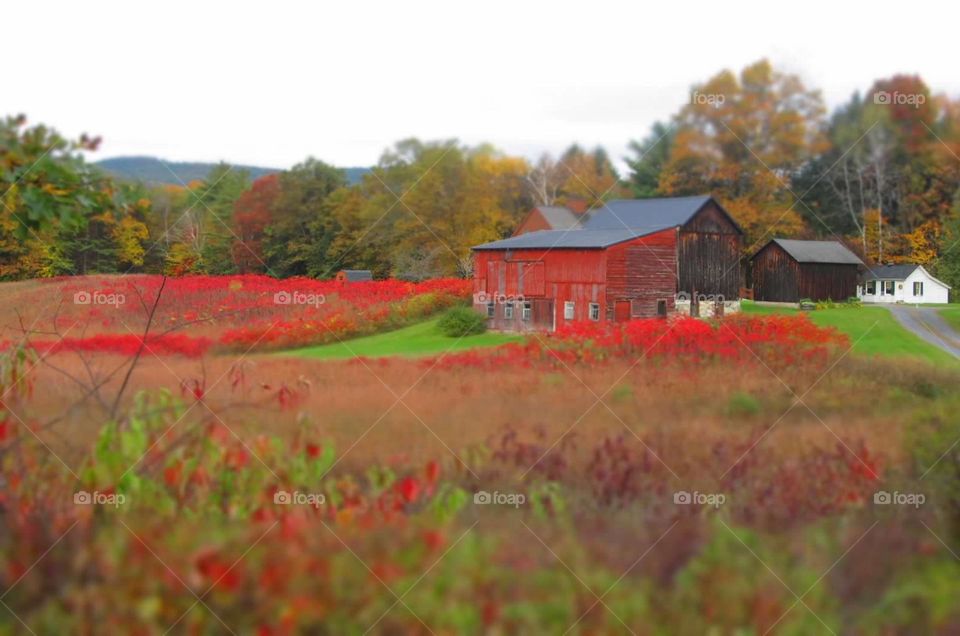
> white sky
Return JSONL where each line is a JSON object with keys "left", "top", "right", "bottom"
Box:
{"left": 8, "top": 0, "right": 959, "bottom": 173}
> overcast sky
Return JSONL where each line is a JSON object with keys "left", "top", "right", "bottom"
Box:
{"left": 9, "top": 0, "right": 959, "bottom": 173}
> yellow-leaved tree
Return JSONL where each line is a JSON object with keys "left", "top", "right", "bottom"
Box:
{"left": 659, "top": 59, "right": 827, "bottom": 251}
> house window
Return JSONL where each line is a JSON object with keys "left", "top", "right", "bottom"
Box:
{"left": 486, "top": 302, "right": 495, "bottom": 318}
{"left": 865, "top": 280, "right": 876, "bottom": 295}
{"left": 504, "top": 302, "right": 514, "bottom": 320}
{"left": 564, "top": 301, "right": 575, "bottom": 320}
{"left": 522, "top": 301, "right": 532, "bottom": 321}
{"left": 913, "top": 281, "right": 924, "bottom": 296}
{"left": 588, "top": 303, "right": 600, "bottom": 321}
{"left": 882, "top": 280, "right": 895, "bottom": 295}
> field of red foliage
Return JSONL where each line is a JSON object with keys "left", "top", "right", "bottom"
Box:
{"left": 2, "top": 276, "right": 960, "bottom": 634}
{"left": 0, "top": 274, "right": 470, "bottom": 356}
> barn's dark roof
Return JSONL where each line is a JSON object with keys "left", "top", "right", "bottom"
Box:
{"left": 761, "top": 239, "right": 864, "bottom": 265}
{"left": 535, "top": 206, "right": 584, "bottom": 230}
{"left": 474, "top": 194, "right": 741, "bottom": 251}
{"left": 339, "top": 269, "right": 373, "bottom": 281}
{"left": 473, "top": 229, "right": 655, "bottom": 250}
{"left": 862, "top": 264, "right": 919, "bottom": 280}
{"left": 582, "top": 195, "right": 715, "bottom": 230}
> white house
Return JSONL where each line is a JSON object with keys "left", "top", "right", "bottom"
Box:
{"left": 858, "top": 264, "right": 951, "bottom": 304}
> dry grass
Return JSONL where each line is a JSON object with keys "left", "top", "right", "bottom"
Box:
{"left": 13, "top": 343, "right": 940, "bottom": 484}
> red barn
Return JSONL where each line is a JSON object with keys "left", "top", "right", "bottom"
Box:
{"left": 472, "top": 195, "right": 743, "bottom": 331}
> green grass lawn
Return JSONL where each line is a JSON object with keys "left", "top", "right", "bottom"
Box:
{"left": 284, "top": 317, "right": 523, "bottom": 360}
{"left": 741, "top": 301, "right": 958, "bottom": 367}
{"left": 939, "top": 304, "right": 960, "bottom": 333}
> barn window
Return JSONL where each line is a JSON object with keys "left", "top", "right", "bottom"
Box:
{"left": 588, "top": 303, "right": 600, "bottom": 321}
{"left": 865, "top": 281, "right": 876, "bottom": 295}
{"left": 657, "top": 300, "right": 667, "bottom": 317}
{"left": 522, "top": 301, "right": 532, "bottom": 321}
{"left": 913, "top": 281, "right": 924, "bottom": 296}
{"left": 486, "top": 302, "right": 495, "bottom": 318}
{"left": 564, "top": 301, "right": 575, "bottom": 320}
{"left": 504, "top": 302, "right": 514, "bottom": 319}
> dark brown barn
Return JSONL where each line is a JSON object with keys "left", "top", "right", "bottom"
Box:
{"left": 750, "top": 239, "right": 863, "bottom": 302}
{"left": 472, "top": 195, "right": 743, "bottom": 331}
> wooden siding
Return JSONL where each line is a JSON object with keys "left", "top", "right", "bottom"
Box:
{"left": 751, "top": 243, "right": 800, "bottom": 301}
{"left": 797, "top": 263, "right": 859, "bottom": 301}
{"left": 605, "top": 229, "right": 677, "bottom": 318}
{"left": 480, "top": 298, "right": 554, "bottom": 331}
{"left": 751, "top": 242, "right": 858, "bottom": 302}
{"left": 678, "top": 200, "right": 742, "bottom": 300}
{"left": 472, "top": 248, "right": 607, "bottom": 330}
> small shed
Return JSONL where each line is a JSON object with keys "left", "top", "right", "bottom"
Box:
{"left": 335, "top": 269, "right": 373, "bottom": 283}
{"left": 751, "top": 239, "right": 864, "bottom": 302}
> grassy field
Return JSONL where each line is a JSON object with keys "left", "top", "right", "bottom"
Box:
{"left": 285, "top": 316, "right": 523, "bottom": 359}
{"left": 742, "top": 301, "right": 958, "bottom": 366}
{"left": 940, "top": 304, "right": 960, "bottom": 332}
{"left": 288, "top": 303, "right": 960, "bottom": 365}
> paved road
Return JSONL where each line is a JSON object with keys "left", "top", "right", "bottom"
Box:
{"left": 887, "top": 306, "right": 960, "bottom": 359}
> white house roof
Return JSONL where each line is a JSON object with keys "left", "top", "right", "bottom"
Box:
{"left": 862, "top": 263, "right": 952, "bottom": 289}
{"left": 862, "top": 264, "right": 919, "bottom": 281}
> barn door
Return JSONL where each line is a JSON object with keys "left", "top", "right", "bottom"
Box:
{"left": 614, "top": 301, "right": 631, "bottom": 322}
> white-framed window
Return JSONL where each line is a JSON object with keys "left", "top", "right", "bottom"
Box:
{"left": 913, "top": 281, "right": 924, "bottom": 296}
{"left": 588, "top": 303, "right": 600, "bottom": 321}
{"left": 564, "top": 301, "right": 575, "bottom": 320}
{"left": 504, "top": 301, "right": 514, "bottom": 319}
{"left": 486, "top": 302, "right": 495, "bottom": 318}
{"left": 522, "top": 301, "right": 532, "bottom": 321}
{"left": 865, "top": 280, "right": 876, "bottom": 295}
{"left": 883, "top": 280, "right": 895, "bottom": 295}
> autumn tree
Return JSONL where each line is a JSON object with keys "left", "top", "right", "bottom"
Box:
{"left": 525, "top": 154, "right": 563, "bottom": 207}
{"left": 232, "top": 174, "right": 280, "bottom": 273}
{"left": 648, "top": 60, "right": 827, "bottom": 250}
{"left": 625, "top": 121, "right": 674, "bottom": 198}
{"left": 262, "top": 158, "right": 346, "bottom": 278}
{"left": 797, "top": 75, "right": 949, "bottom": 262}
{"left": 0, "top": 115, "right": 156, "bottom": 278}
{"left": 165, "top": 164, "right": 250, "bottom": 274}
{"left": 555, "top": 145, "right": 620, "bottom": 208}
{"left": 327, "top": 139, "right": 529, "bottom": 279}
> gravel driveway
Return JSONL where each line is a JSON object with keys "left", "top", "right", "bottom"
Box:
{"left": 887, "top": 306, "right": 960, "bottom": 359}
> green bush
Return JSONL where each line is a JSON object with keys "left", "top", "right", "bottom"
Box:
{"left": 815, "top": 297, "right": 862, "bottom": 310}
{"left": 437, "top": 306, "right": 487, "bottom": 337}
{"left": 725, "top": 391, "right": 761, "bottom": 418}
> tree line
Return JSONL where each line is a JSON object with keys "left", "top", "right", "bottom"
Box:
{"left": 2, "top": 59, "right": 960, "bottom": 289}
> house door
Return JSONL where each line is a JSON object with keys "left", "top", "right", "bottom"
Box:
{"left": 615, "top": 301, "right": 631, "bottom": 322}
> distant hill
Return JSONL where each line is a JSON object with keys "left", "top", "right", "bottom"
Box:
{"left": 95, "top": 156, "right": 370, "bottom": 186}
